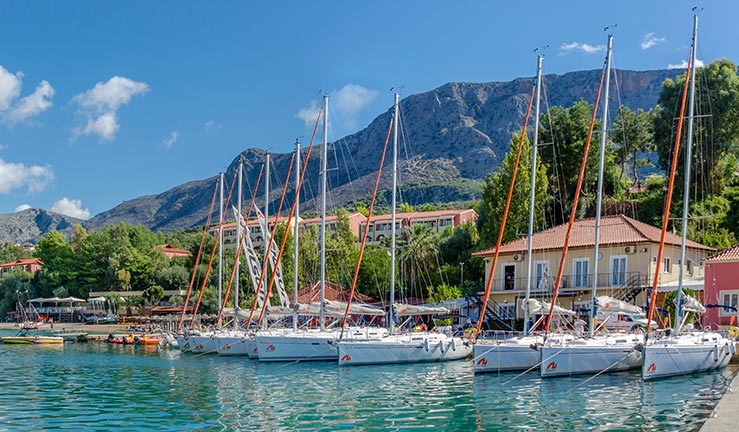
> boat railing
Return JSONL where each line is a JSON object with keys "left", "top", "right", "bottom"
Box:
{"left": 478, "top": 330, "right": 522, "bottom": 341}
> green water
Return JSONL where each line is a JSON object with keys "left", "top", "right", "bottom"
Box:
{"left": 0, "top": 332, "right": 733, "bottom": 431}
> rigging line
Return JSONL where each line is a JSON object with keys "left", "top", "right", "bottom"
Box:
{"left": 475, "top": 84, "right": 536, "bottom": 336}
{"left": 249, "top": 151, "right": 297, "bottom": 325}
{"left": 544, "top": 56, "right": 608, "bottom": 333}
{"left": 565, "top": 349, "right": 637, "bottom": 393}
{"left": 541, "top": 78, "right": 567, "bottom": 226}
{"left": 178, "top": 177, "right": 220, "bottom": 330}
{"left": 256, "top": 110, "right": 322, "bottom": 327}
{"left": 216, "top": 164, "right": 264, "bottom": 325}
{"left": 189, "top": 172, "right": 238, "bottom": 330}
{"left": 646, "top": 43, "right": 693, "bottom": 333}
{"left": 340, "top": 114, "right": 394, "bottom": 337}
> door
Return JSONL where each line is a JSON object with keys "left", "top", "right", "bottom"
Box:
{"left": 503, "top": 264, "right": 516, "bottom": 291}
{"left": 573, "top": 259, "right": 589, "bottom": 288}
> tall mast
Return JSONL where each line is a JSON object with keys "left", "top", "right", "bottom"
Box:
{"left": 675, "top": 14, "right": 699, "bottom": 332}
{"left": 293, "top": 140, "right": 301, "bottom": 332}
{"left": 589, "top": 34, "right": 613, "bottom": 337}
{"left": 263, "top": 153, "right": 270, "bottom": 329}
{"left": 320, "top": 95, "right": 328, "bottom": 330}
{"left": 234, "top": 159, "right": 243, "bottom": 329}
{"left": 524, "top": 54, "right": 543, "bottom": 336}
{"left": 218, "top": 171, "right": 224, "bottom": 330}
{"left": 389, "top": 93, "right": 400, "bottom": 333}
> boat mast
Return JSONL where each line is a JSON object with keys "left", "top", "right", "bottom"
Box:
{"left": 524, "top": 54, "right": 543, "bottom": 336}
{"left": 589, "top": 33, "right": 613, "bottom": 337}
{"left": 263, "top": 153, "right": 270, "bottom": 329}
{"left": 389, "top": 92, "right": 399, "bottom": 334}
{"left": 218, "top": 171, "right": 224, "bottom": 330}
{"left": 675, "top": 13, "right": 699, "bottom": 332}
{"left": 320, "top": 95, "right": 328, "bottom": 331}
{"left": 293, "top": 139, "right": 301, "bottom": 332}
{"left": 234, "top": 158, "right": 243, "bottom": 330}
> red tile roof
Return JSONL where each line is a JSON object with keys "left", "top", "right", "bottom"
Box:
{"left": 704, "top": 243, "right": 739, "bottom": 262}
{"left": 156, "top": 244, "right": 191, "bottom": 256}
{"left": 473, "top": 214, "right": 714, "bottom": 257}
{"left": 0, "top": 258, "right": 43, "bottom": 268}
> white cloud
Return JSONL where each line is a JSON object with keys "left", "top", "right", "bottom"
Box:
{"left": 14, "top": 204, "right": 31, "bottom": 212}
{"left": 72, "top": 76, "right": 149, "bottom": 141}
{"left": 162, "top": 130, "right": 179, "bottom": 149}
{"left": 296, "top": 100, "right": 321, "bottom": 128}
{"left": 0, "top": 66, "right": 22, "bottom": 111}
{"left": 6, "top": 80, "right": 55, "bottom": 124}
{"left": 204, "top": 120, "right": 222, "bottom": 130}
{"left": 641, "top": 32, "right": 666, "bottom": 50}
{"left": 668, "top": 58, "right": 705, "bottom": 69}
{"left": 296, "top": 84, "right": 378, "bottom": 129}
{"left": 51, "top": 197, "right": 90, "bottom": 220}
{"left": 0, "top": 159, "right": 54, "bottom": 194}
{"left": 559, "top": 42, "right": 605, "bottom": 55}
{"left": 0, "top": 65, "right": 54, "bottom": 123}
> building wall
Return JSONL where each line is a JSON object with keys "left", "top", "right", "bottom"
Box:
{"left": 703, "top": 261, "right": 739, "bottom": 328}
{"left": 482, "top": 243, "right": 710, "bottom": 321}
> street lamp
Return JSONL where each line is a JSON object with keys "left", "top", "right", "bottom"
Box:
{"left": 460, "top": 262, "right": 465, "bottom": 288}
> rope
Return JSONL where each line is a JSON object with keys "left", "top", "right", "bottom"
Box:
{"left": 476, "top": 85, "right": 536, "bottom": 335}
{"left": 545, "top": 59, "right": 607, "bottom": 332}
{"left": 340, "top": 115, "right": 394, "bottom": 337}
{"left": 178, "top": 178, "right": 219, "bottom": 331}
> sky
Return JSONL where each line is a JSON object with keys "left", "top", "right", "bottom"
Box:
{"left": 0, "top": 1, "right": 738, "bottom": 220}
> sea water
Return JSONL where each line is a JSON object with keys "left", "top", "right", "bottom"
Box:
{"left": 0, "top": 331, "right": 734, "bottom": 431}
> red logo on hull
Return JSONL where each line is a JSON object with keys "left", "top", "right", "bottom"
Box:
{"left": 647, "top": 363, "right": 656, "bottom": 372}
{"left": 476, "top": 358, "right": 488, "bottom": 366}
{"left": 341, "top": 354, "right": 351, "bottom": 361}
{"left": 266, "top": 345, "right": 276, "bottom": 351}
{"left": 546, "top": 361, "right": 557, "bottom": 370}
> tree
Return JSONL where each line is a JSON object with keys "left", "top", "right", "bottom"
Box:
{"left": 653, "top": 59, "right": 739, "bottom": 196}
{"left": 612, "top": 106, "right": 655, "bottom": 184}
{"left": 398, "top": 223, "right": 439, "bottom": 297}
{"left": 479, "top": 131, "right": 548, "bottom": 248}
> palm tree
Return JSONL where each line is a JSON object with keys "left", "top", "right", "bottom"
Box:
{"left": 398, "top": 224, "right": 439, "bottom": 297}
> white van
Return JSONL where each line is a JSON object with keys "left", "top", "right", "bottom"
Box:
{"left": 598, "top": 312, "right": 657, "bottom": 332}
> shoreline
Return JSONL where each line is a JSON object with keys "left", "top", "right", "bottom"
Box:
{"left": 0, "top": 322, "right": 155, "bottom": 336}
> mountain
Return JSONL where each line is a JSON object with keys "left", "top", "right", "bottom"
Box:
{"left": 0, "top": 208, "right": 83, "bottom": 244}
{"left": 78, "top": 68, "right": 678, "bottom": 235}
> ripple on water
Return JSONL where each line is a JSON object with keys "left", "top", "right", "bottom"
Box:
{"left": 0, "top": 334, "right": 735, "bottom": 431}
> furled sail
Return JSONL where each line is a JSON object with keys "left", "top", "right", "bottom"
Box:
{"left": 253, "top": 204, "right": 290, "bottom": 307}
{"left": 393, "top": 303, "right": 449, "bottom": 317}
{"left": 596, "top": 296, "right": 642, "bottom": 314}
{"left": 234, "top": 207, "right": 266, "bottom": 309}
{"left": 527, "top": 298, "right": 575, "bottom": 316}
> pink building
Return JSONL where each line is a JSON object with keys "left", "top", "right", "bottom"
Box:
{"left": 702, "top": 243, "right": 739, "bottom": 328}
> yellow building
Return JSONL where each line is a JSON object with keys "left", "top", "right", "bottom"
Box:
{"left": 472, "top": 214, "right": 714, "bottom": 321}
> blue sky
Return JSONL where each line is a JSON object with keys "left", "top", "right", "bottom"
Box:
{"left": 0, "top": 1, "right": 737, "bottom": 220}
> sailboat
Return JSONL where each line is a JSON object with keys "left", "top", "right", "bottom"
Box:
{"left": 539, "top": 33, "right": 645, "bottom": 378}
{"left": 336, "top": 93, "right": 472, "bottom": 366}
{"left": 641, "top": 13, "right": 735, "bottom": 380}
{"left": 474, "top": 52, "right": 555, "bottom": 373}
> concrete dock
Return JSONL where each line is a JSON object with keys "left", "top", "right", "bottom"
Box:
{"left": 701, "top": 345, "right": 739, "bottom": 432}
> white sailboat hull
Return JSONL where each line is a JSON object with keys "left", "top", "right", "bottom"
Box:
{"left": 642, "top": 332, "right": 735, "bottom": 380}
{"left": 256, "top": 331, "right": 338, "bottom": 362}
{"left": 216, "top": 335, "right": 253, "bottom": 356}
{"left": 540, "top": 334, "right": 643, "bottom": 377}
{"left": 337, "top": 333, "right": 472, "bottom": 366}
{"left": 473, "top": 335, "right": 542, "bottom": 373}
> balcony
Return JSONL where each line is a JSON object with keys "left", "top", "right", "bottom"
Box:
{"left": 489, "top": 271, "right": 648, "bottom": 294}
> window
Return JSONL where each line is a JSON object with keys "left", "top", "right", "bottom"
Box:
{"left": 663, "top": 257, "right": 672, "bottom": 273}
{"left": 442, "top": 219, "right": 453, "bottom": 227}
{"left": 497, "top": 304, "right": 516, "bottom": 320}
{"left": 686, "top": 259, "right": 694, "bottom": 276}
{"left": 534, "top": 261, "right": 550, "bottom": 290}
{"left": 611, "top": 256, "right": 627, "bottom": 286}
{"left": 573, "top": 258, "right": 589, "bottom": 288}
{"left": 721, "top": 292, "right": 739, "bottom": 317}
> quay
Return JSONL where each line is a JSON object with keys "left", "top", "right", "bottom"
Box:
{"left": 701, "top": 343, "right": 739, "bottom": 432}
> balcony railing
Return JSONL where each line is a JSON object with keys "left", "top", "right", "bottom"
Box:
{"left": 489, "top": 271, "right": 648, "bottom": 293}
